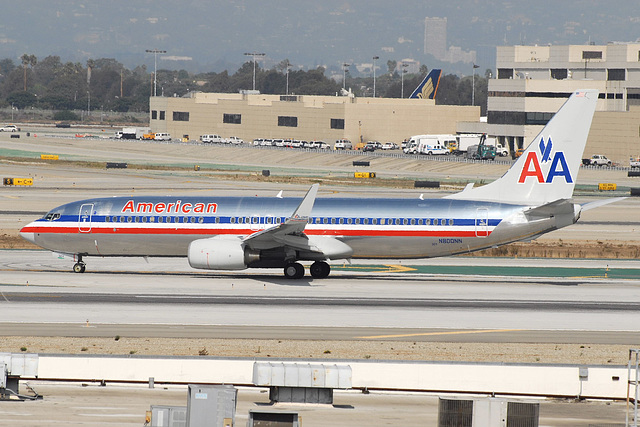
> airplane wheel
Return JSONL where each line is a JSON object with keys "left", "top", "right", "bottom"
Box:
{"left": 310, "top": 261, "right": 330, "bottom": 279}
{"left": 73, "top": 262, "right": 86, "bottom": 273}
{"left": 284, "top": 262, "right": 305, "bottom": 279}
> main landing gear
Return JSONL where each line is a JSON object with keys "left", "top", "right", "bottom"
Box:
{"left": 73, "top": 256, "right": 86, "bottom": 273}
{"left": 283, "top": 261, "right": 331, "bottom": 279}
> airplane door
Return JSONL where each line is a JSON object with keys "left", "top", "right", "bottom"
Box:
{"left": 79, "top": 203, "right": 94, "bottom": 233}
{"left": 475, "top": 208, "right": 489, "bottom": 237}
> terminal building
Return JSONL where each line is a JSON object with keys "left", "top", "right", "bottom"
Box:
{"left": 149, "top": 92, "right": 479, "bottom": 146}
{"left": 459, "top": 43, "right": 640, "bottom": 164}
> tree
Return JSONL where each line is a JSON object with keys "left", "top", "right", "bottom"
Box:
{"left": 387, "top": 60, "right": 397, "bottom": 75}
{"left": 21, "top": 54, "right": 37, "bottom": 91}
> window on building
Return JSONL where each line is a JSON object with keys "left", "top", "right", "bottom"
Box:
{"left": 550, "top": 69, "right": 568, "bottom": 80}
{"left": 607, "top": 69, "right": 626, "bottom": 81}
{"left": 223, "top": 113, "right": 242, "bottom": 124}
{"left": 173, "top": 111, "right": 189, "bottom": 121}
{"left": 278, "top": 116, "right": 298, "bottom": 127}
{"left": 497, "top": 68, "right": 514, "bottom": 79}
{"left": 280, "top": 95, "right": 298, "bottom": 102}
{"left": 330, "top": 118, "right": 345, "bottom": 129}
{"left": 525, "top": 112, "right": 554, "bottom": 126}
{"left": 582, "top": 51, "right": 603, "bottom": 60}
{"left": 151, "top": 110, "right": 158, "bottom": 120}
{"left": 159, "top": 111, "right": 165, "bottom": 120}
{"left": 487, "top": 111, "right": 527, "bottom": 125}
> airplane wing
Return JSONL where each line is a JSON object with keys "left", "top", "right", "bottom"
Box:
{"left": 242, "top": 184, "right": 353, "bottom": 259}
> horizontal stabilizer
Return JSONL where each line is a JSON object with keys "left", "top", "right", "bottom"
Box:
{"left": 581, "top": 197, "right": 627, "bottom": 212}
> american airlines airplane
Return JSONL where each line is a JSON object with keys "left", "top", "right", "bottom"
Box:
{"left": 20, "top": 89, "right": 616, "bottom": 279}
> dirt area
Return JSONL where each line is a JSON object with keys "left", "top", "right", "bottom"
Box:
{"left": 0, "top": 337, "right": 631, "bottom": 365}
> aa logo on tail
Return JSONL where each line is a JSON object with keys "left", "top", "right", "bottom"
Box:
{"left": 518, "top": 137, "right": 572, "bottom": 184}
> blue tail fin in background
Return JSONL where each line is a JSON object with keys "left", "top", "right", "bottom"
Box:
{"left": 409, "top": 69, "right": 442, "bottom": 99}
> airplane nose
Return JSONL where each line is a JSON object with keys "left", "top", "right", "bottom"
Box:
{"left": 19, "top": 230, "right": 36, "bottom": 244}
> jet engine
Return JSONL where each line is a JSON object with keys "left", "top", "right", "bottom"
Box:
{"left": 188, "top": 236, "right": 259, "bottom": 270}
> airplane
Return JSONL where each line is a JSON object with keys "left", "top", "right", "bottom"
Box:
{"left": 20, "top": 89, "right": 618, "bottom": 279}
{"left": 408, "top": 68, "right": 442, "bottom": 99}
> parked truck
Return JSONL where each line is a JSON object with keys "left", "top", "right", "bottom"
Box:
{"left": 465, "top": 134, "right": 496, "bottom": 160}
{"left": 454, "top": 134, "right": 508, "bottom": 156}
{"left": 117, "top": 127, "right": 150, "bottom": 140}
{"left": 404, "top": 134, "right": 454, "bottom": 155}
{"left": 582, "top": 155, "right": 612, "bottom": 167}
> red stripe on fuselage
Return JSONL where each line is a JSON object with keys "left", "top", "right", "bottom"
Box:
{"left": 20, "top": 224, "right": 490, "bottom": 238}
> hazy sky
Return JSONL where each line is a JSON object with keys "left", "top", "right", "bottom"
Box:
{"left": 1, "top": 1, "right": 639, "bottom": 74}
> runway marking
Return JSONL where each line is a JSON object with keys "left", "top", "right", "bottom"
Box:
{"left": 357, "top": 328, "right": 523, "bottom": 339}
{"left": 333, "top": 264, "right": 417, "bottom": 273}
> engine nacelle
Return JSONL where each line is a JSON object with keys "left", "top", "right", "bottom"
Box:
{"left": 188, "top": 236, "right": 258, "bottom": 270}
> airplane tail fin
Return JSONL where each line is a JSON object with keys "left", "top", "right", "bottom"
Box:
{"left": 446, "top": 89, "right": 599, "bottom": 205}
{"left": 409, "top": 69, "right": 442, "bottom": 99}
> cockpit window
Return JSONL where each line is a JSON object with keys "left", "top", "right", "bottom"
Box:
{"left": 44, "top": 213, "right": 61, "bottom": 221}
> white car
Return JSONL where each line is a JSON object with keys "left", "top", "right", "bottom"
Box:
{"left": 153, "top": 132, "right": 171, "bottom": 141}
{"left": 227, "top": 136, "right": 244, "bottom": 145}
{"left": 381, "top": 142, "right": 398, "bottom": 150}
{"left": 0, "top": 125, "right": 18, "bottom": 132}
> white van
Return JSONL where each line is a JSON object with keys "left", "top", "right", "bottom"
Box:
{"left": 154, "top": 132, "right": 171, "bottom": 141}
{"left": 201, "top": 134, "right": 224, "bottom": 143}
{"left": 334, "top": 139, "right": 352, "bottom": 150}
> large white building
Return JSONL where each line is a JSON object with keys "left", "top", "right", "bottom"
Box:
{"left": 460, "top": 43, "right": 640, "bottom": 164}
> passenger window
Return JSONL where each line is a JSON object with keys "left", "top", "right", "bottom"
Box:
{"left": 105, "top": 216, "right": 110, "bottom": 222}
{"left": 403, "top": 218, "right": 408, "bottom": 225}
{"left": 142, "top": 216, "right": 147, "bottom": 223}
{"left": 410, "top": 219, "right": 416, "bottom": 225}
{"left": 441, "top": 219, "right": 446, "bottom": 226}
{"left": 347, "top": 218, "right": 352, "bottom": 224}
{"left": 127, "top": 216, "right": 133, "bottom": 223}
{"left": 323, "top": 218, "right": 328, "bottom": 224}
{"left": 339, "top": 218, "right": 344, "bottom": 224}
{"left": 372, "top": 218, "right": 378, "bottom": 225}
{"left": 355, "top": 218, "right": 360, "bottom": 224}
{"left": 231, "top": 217, "right": 236, "bottom": 224}
{"left": 448, "top": 219, "right": 454, "bottom": 226}
{"left": 215, "top": 217, "right": 220, "bottom": 223}
{"left": 190, "top": 217, "right": 195, "bottom": 223}
{"left": 364, "top": 218, "right": 369, "bottom": 225}
{"left": 198, "top": 217, "right": 204, "bottom": 223}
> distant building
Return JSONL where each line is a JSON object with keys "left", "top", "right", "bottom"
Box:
{"left": 424, "top": 17, "right": 447, "bottom": 60}
{"left": 149, "top": 92, "right": 479, "bottom": 145}
{"left": 459, "top": 43, "right": 640, "bottom": 164}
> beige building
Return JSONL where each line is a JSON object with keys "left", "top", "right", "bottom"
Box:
{"left": 460, "top": 43, "right": 640, "bottom": 164}
{"left": 149, "top": 92, "right": 480, "bottom": 145}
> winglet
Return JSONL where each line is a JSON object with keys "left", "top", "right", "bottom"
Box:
{"left": 289, "top": 184, "right": 319, "bottom": 221}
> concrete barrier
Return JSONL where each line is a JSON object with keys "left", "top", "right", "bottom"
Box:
{"left": 31, "top": 355, "right": 628, "bottom": 400}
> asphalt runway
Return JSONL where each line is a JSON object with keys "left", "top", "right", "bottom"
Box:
{"left": 1, "top": 250, "right": 639, "bottom": 345}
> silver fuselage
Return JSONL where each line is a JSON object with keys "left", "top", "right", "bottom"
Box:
{"left": 20, "top": 195, "right": 575, "bottom": 259}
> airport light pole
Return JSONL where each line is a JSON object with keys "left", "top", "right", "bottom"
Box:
{"left": 400, "top": 62, "right": 408, "bottom": 98}
{"left": 146, "top": 49, "right": 167, "bottom": 97}
{"left": 372, "top": 56, "right": 379, "bottom": 97}
{"left": 285, "top": 60, "right": 291, "bottom": 95}
{"left": 244, "top": 52, "right": 265, "bottom": 91}
{"left": 342, "top": 63, "right": 350, "bottom": 90}
{"left": 472, "top": 63, "right": 479, "bottom": 106}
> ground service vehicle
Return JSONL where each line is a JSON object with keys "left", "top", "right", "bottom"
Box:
{"left": 154, "top": 133, "right": 171, "bottom": 141}
{"left": 630, "top": 157, "right": 640, "bottom": 168}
